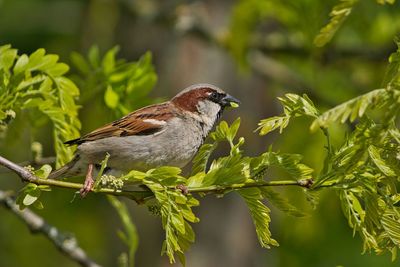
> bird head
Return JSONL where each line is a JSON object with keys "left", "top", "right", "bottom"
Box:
{"left": 171, "top": 84, "right": 240, "bottom": 120}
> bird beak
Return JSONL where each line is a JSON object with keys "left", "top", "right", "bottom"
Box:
{"left": 220, "top": 94, "right": 240, "bottom": 108}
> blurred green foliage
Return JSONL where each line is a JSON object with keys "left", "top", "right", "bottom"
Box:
{"left": 1, "top": 0, "right": 400, "bottom": 266}
{"left": 70, "top": 46, "right": 157, "bottom": 117}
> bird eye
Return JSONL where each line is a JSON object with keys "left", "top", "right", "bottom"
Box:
{"left": 210, "top": 91, "right": 219, "bottom": 100}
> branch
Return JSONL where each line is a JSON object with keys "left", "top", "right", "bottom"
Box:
{"left": 0, "top": 155, "right": 153, "bottom": 203}
{"left": 0, "top": 190, "right": 102, "bottom": 267}
{"left": 186, "top": 179, "right": 314, "bottom": 194}
{"left": 0, "top": 154, "right": 314, "bottom": 199}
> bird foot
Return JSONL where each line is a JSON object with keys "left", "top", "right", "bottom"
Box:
{"left": 80, "top": 164, "right": 94, "bottom": 198}
{"left": 176, "top": 184, "right": 189, "bottom": 195}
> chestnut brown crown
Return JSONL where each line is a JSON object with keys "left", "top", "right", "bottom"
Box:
{"left": 171, "top": 83, "right": 240, "bottom": 112}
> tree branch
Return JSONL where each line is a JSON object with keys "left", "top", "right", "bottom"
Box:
{"left": 186, "top": 179, "right": 314, "bottom": 194}
{"left": 0, "top": 155, "right": 153, "bottom": 203}
{"left": 0, "top": 154, "right": 315, "bottom": 199}
{"left": 0, "top": 190, "right": 102, "bottom": 267}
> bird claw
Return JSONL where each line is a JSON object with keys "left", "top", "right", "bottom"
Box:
{"left": 176, "top": 184, "right": 188, "bottom": 195}
{"left": 80, "top": 178, "right": 94, "bottom": 197}
{"left": 80, "top": 164, "right": 94, "bottom": 198}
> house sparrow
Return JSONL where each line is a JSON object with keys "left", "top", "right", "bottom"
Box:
{"left": 49, "top": 83, "right": 240, "bottom": 196}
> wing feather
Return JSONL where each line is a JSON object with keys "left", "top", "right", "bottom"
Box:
{"left": 65, "top": 102, "right": 174, "bottom": 145}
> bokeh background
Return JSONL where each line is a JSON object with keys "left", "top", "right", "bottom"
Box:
{"left": 1, "top": 0, "right": 400, "bottom": 266}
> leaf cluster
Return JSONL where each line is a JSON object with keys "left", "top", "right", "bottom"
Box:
{"left": 70, "top": 46, "right": 157, "bottom": 117}
{"left": 0, "top": 45, "right": 81, "bottom": 167}
{"left": 256, "top": 40, "right": 400, "bottom": 259}
{"left": 314, "top": 0, "right": 396, "bottom": 47}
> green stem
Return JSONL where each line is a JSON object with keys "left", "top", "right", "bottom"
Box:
{"left": 0, "top": 155, "right": 314, "bottom": 202}
{"left": 185, "top": 179, "right": 311, "bottom": 194}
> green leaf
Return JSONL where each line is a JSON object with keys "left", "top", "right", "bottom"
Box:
{"left": 191, "top": 143, "right": 218, "bottom": 175}
{"left": 311, "top": 89, "right": 397, "bottom": 131}
{"left": 13, "top": 54, "right": 29, "bottom": 75}
{"left": 257, "top": 94, "right": 319, "bottom": 135}
{"left": 16, "top": 183, "right": 42, "bottom": 209}
{"left": 146, "top": 166, "right": 183, "bottom": 185}
{"left": 260, "top": 187, "right": 306, "bottom": 217}
{"left": 104, "top": 85, "right": 120, "bottom": 109}
{"left": 70, "top": 51, "right": 90, "bottom": 74}
{"left": 0, "top": 45, "right": 17, "bottom": 72}
{"left": 145, "top": 180, "right": 199, "bottom": 264}
{"left": 381, "top": 211, "right": 400, "bottom": 247}
{"left": 254, "top": 151, "right": 313, "bottom": 180}
{"left": 368, "top": 145, "right": 397, "bottom": 177}
{"left": 27, "top": 48, "right": 46, "bottom": 70}
{"left": 204, "top": 154, "right": 248, "bottom": 186}
{"left": 239, "top": 188, "right": 278, "bottom": 248}
{"left": 23, "top": 192, "right": 40, "bottom": 206}
{"left": 257, "top": 116, "right": 289, "bottom": 135}
{"left": 46, "top": 63, "right": 69, "bottom": 76}
{"left": 187, "top": 172, "right": 205, "bottom": 188}
{"left": 33, "top": 164, "right": 52, "bottom": 179}
{"left": 88, "top": 45, "right": 100, "bottom": 67}
{"left": 314, "top": 0, "right": 359, "bottom": 47}
{"left": 383, "top": 37, "right": 400, "bottom": 88}
{"left": 227, "top": 117, "right": 241, "bottom": 143}
{"left": 102, "top": 46, "right": 119, "bottom": 74}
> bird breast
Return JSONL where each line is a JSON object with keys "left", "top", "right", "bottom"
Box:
{"left": 77, "top": 116, "right": 207, "bottom": 172}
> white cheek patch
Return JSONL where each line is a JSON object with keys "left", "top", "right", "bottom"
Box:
{"left": 143, "top": 119, "right": 167, "bottom": 125}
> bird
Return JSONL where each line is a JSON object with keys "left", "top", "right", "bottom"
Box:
{"left": 49, "top": 83, "right": 240, "bottom": 196}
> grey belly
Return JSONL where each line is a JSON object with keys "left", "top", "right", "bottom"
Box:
{"left": 76, "top": 133, "right": 201, "bottom": 173}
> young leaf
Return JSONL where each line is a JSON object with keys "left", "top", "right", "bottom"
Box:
{"left": 239, "top": 188, "right": 278, "bottom": 248}
{"left": 257, "top": 94, "right": 319, "bottom": 136}
{"left": 260, "top": 187, "right": 306, "bottom": 217}
{"left": 314, "top": 0, "right": 359, "bottom": 47}
{"left": 310, "top": 89, "right": 398, "bottom": 131}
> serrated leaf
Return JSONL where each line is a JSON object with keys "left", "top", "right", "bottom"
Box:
{"left": 383, "top": 37, "right": 400, "bottom": 88}
{"left": 368, "top": 145, "right": 397, "bottom": 177}
{"left": 257, "top": 116, "right": 289, "bottom": 136}
{"left": 256, "top": 151, "right": 313, "bottom": 180}
{"left": 260, "top": 187, "right": 306, "bottom": 217}
{"left": 314, "top": 0, "right": 359, "bottom": 47}
{"left": 239, "top": 188, "right": 278, "bottom": 248}
{"left": 381, "top": 212, "right": 400, "bottom": 247}
{"left": 145, "top": 181, "right": 198, "bottom": 264}
{"left": 191, "top": 143, "right": 217, "bottom": 175}
{"left": 257, "top": 94, "right": 319, "bottom": 135}
{"left": 311, "top": 89, "right": 393, "bottom": 129}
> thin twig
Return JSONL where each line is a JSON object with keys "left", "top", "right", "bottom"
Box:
{"left": 0, "top": 155, "right": 152, "bottom": 203}
{"left": 0, "top": 155, "right": 314, "bottom": 199}
{"left": 0, "top": 190, "right": 102, "bottom": 267}
{"left": 187, "top": 179, "right": 314, "bottom": 194}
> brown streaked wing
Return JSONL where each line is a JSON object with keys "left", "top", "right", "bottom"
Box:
{"left": 65, "top": 102, "right": 174, "bottom": 145}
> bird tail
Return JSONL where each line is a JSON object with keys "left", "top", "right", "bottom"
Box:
{"left": 48, "top": 155, "right": 79, "bottom": 179}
